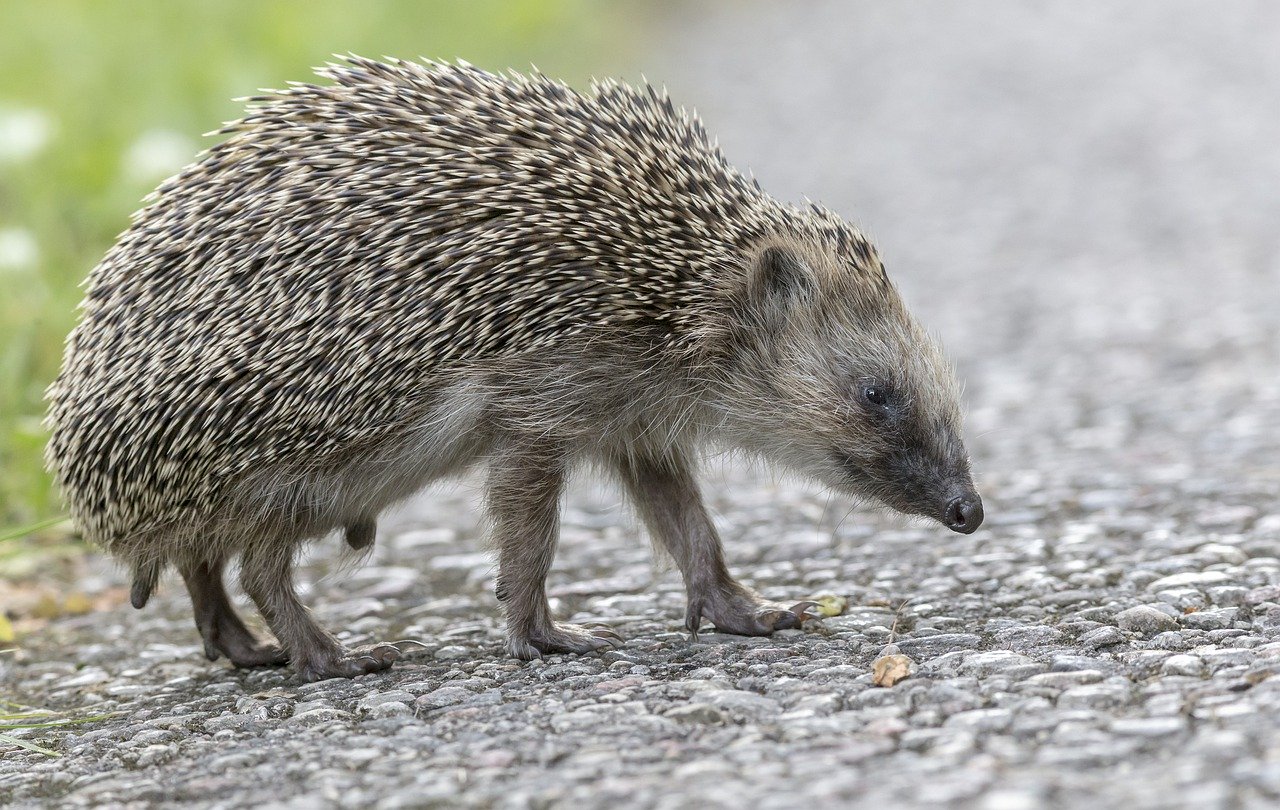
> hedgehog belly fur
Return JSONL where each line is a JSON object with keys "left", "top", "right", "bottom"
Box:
{"left": 112, "top": 378, "right": 490, "bottom": 572}
{"left": 232, "top": 377, "right": 493, "bottom": 543}
{"left": 129, "top": 339, "right": 705, "bottom": 571}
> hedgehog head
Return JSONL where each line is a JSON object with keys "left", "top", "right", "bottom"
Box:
{"left": 714, "top": 224, "right": 982, "bottom": 534}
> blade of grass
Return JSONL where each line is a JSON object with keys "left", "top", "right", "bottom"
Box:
{"left": 0, "top": 516, "right": 69, "bottom": 543}
{"left": 0, "top": 713, "right": 115, "bottom": 730}
{"left": 0, "top": 541, "right": 83, "bottom": 561}
{"left": 0, "top": 733, "right": 58, "bottom": 756}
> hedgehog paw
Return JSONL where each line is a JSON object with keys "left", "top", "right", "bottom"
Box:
{"left": 686, "top": 584, "right": 820, "bottom": 639}
{"left": 508, "top": 623, "right": 623, "bottom": 660}
{"left": 226, "top": 640, "right": 289, "bottom": 669}
{"left": 296, "top": 643, "right": 401, "bottom": 682}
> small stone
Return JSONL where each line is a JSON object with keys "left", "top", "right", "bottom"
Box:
{"left": 133, "top": 744, "right": 177, "bottom": 767}
{"left": 1051, "top": 655, "right": 1114, "bottom": 672}
{"left": 1024, "top": 670, "right": 1105, "bottom": 688}
{"left": 895, "top": 633, "right": 982, "bottom": 658}
{"left": 1181, "top": 608, "right": 1238, "bottom": 631}
{"left": 701, "top": 689, "right": 779, "bottom": 720}
{"left": 1200, "top": 648, "right": 1254, "bottom": 669}
{"left": 944, "top": 708, "right": 1013, "bottom": 732}
{"left": 1149, "top": 631, "right": 1191, "bottom": 651}
{"left": 357, "top": 690, "right": 416, "bottom": 712}
{"left": 1246, "top": 586, "right": 1280, "bottom": 606}
{"left": 415, "top": 686, "right": 472, "bottom": 710}
{"left": 1154, "top": 588, "right": 1209, "bottom": 611}
{"left": 1110, "top": 717, "right": 1186, "bottom": 737}
{"left": 1057, "top": 683, "right": 1130, "bottom": 710}
{"left": 1115, "top": 605, "right": 1179, "bottom": 634}
{"left": 1206, "top": 586, "right": 1249, "bottom": 606}
{"left": 369, "top": 701, "right": 413, "bottom": 718}
{"left": 958, "top": 651, "right": 1044, "bottom": 678}
{"left": 664, "top": 703, "right": 726, "bottom": 724}
{"left": 202, "top": 713, "right": 257, "bottom": 732}
{"left": 993, "top": 625, "right": 1065, "bottom": 650}
{"left": 1081, "top": 626, "right": 1126, "bottom": 649}
{"left": 1147, "top": 572, "right": 1234, "bottom": 591}
{"left": 288, "top": 708, "right": 352, "bottom": 726}
{"left": 433, "top": 645, "right": 470, "bottom": 661}
{"left": 1196, "top": 544, "right": 1248, "bottom": 564}
{"left": 339, "top": 748, "right": 382, "bottom": 767}
{"left": 981, "top": 789, "right": 1045, "bottom": 810}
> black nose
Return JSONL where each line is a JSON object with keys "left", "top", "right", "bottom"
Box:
{"left": 944, "top": 495, "right": 984, "bottom": 534}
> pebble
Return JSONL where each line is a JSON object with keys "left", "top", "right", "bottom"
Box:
{"left": 895, "top": 633, "right": 982, "bottom": 659}
{"left": 1109, "top": 717, "right": 1186, "bottom": 737}
{"left": 664, "top": 704, "right": 726, "bottom": 725}
{"left": 414, "top": 686, "right": 474, "bottom": 710}
{"left": 1160, "top": 655, "right": 1206, "bottom": 677}
{"left": 1114, "top": 605, "right": 1180, "bottom": 634}
{"left": 1181, "top": 608, "right": 1238, "bottom": 631}
{"left": 1080, "top": 627, "right": 1126, "bottom": 649}
{"left": 288, "top": 708, "right": 352, "bottom": 726}
{"left": 1147, "top": 572, "right": 1235, "bottom": 591}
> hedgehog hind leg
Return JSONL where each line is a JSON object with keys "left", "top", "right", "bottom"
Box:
{"left": 180, "top": 558, "right": 288, "bottom": 668}
{"left": 238, "top": 541, "right": 399, "bottom": 682}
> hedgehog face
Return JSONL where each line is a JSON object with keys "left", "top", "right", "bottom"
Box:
{"left": 720, "top": 241, "right": 982, "bottom": 534}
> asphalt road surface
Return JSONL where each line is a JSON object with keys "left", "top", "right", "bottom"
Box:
{"left": 4, "top": 2, "right": 1280, "bottom": 808}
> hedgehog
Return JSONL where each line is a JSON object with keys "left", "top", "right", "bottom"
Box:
{"left": 45, "top": 57, "right": 983, "bottom": 681}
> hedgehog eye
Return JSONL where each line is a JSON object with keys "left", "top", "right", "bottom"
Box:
{"left": 863, "top": 386, "right": 888, "bottom": 408}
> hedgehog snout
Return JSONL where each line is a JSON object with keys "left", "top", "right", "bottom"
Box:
{"left": 943, "top": 491, "right": 984, "bottom": 534}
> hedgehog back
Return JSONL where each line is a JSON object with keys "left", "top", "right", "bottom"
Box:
{"left": 46, "top": 58, "right": 779, "bottom": 546}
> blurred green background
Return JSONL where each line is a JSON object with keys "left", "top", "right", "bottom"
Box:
{"left": 0, "top": 0, "right": 643, "bottom": 538}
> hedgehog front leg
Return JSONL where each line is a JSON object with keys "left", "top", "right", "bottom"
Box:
{"left": 490, "top": 440, "right": 623, "bottom": 659}
{"left": 238, "top": 542, "right": 400, "bottom": 681}
{"left": 180, "top": 558, "right": 288, "bottom": 668}
{"left": 615, "top": 451, "right": 816, "bottom": 639}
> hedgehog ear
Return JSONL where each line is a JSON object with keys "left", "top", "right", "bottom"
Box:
{"left": 745, "top": 246, "right": 816, "bottom": 320}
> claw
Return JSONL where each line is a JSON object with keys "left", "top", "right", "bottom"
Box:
{"left": 790, "top": 600, "right": 820, "bottom": 620}
{"left": 298, "top": 643, "right": 400, "bottom": 681}
{"left": 758, "top": 609, "right": 800, "bottom": 630}
{"left": 686, "top": 599, "right": 704, "bottom": 641}
{"left": 386, "top": 638, "right": 432, "bottom": 653}
{"left": 514, "top": 622, "right": 623, "bottom": 657}
{"left": 588, "top": 626, "right": 624, "bottom": 643}
{"left": 682, "top": 587, "right": 830, "bottom": 638}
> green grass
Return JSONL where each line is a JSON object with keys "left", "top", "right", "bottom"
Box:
{"left": 0, "top": 699, "right": 115, "bottom": 756}
{"left": 0, "top": 0, "right": 639, "bottom": 534}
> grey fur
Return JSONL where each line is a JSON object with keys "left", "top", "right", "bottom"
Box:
{"left": 45, "top": 57, "right": 981, "bottom": 680}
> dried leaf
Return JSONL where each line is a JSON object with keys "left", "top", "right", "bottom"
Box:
{"left": 31, "top": 594, "right": 61, "bottom": 620}
{"left": 0, "top": 614, "right": 13, "bottom": 644}
{"left": 813, "top": 595, "right": 849, "bottom": 618}
{"left": 872, "top": 654, "right": 913, "bottom": 687}
{"left": 62, "top": 593, "right": 93, "bottom": 615}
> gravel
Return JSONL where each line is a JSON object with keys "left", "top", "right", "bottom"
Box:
{"left": 5, "top": 2, "right": 1280, "bottom": 808}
